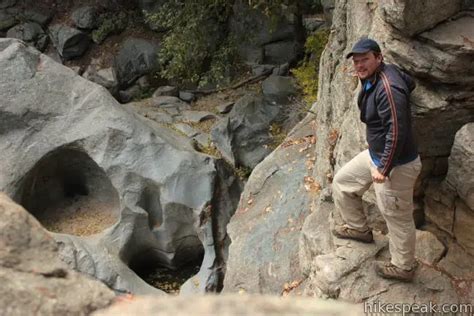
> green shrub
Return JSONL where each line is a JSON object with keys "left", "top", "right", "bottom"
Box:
{"left": 145, "top": 0, "right": 299, "bottom": 87}
{"left": 145, "top": 1, "right": 235, "bottom": 87}
{"left": 292, "top": 29, "right": 329, "bottom": 104}
{"left": 92, "top": 11, "right": 129, "bottom": 44}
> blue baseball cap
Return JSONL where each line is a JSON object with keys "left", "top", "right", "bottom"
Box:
{"left": 346, "top": 38, "right": 381, "bottom": 59}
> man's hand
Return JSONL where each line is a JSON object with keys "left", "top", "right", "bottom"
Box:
{"left": 371, "top": 167, "right": 386, "bottom": 183}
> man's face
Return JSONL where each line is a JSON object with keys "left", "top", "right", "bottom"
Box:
{"left": 352, "top": 52, "right": 382, "bottom": 79}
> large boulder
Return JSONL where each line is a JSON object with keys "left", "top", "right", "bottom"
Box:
{"left": 114, "top": 38, "right": 160, "bottom": 88}
{"left": 0, "top": 193, "right": 115, "bottom": 315}
{"left": 210, "top": 93, "right": 281, "bottom": 169}
{"left": 0, "top": 38, "right": 241, "bottom": 295}
{"left": 49, "top": 24, "right": 91, "bottom": 59}
{"left": 6, "top": 22, "right": 48, "bottom": 51}
{"left": 223, "top": 116, "right": 317, "bottom": 293}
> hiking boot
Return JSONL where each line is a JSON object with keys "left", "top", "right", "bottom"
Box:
{"left": 332, "top": 225, "right": 373, "bottom": 243}
{"left": 375, "top": 261, "right": 416, "bottom": 282}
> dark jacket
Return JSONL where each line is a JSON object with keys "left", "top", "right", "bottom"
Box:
{"left": 357, "top": 63, "right": 418, "bottom": 176}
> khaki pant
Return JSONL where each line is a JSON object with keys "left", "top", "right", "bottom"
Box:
{"left": 332, "top": 149, "right": 422, "bottom": 270}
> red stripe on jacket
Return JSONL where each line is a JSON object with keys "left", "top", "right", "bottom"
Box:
{"left": 380, "top": 72, "right": 398, "bottom": 176}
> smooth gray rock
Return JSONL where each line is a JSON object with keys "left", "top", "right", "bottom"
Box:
{"left": 446, "top": 123, "right": 474, "bottom": 209}
{"left": 49, "top": 24, "right": 90, "bottom": 59}
{"left": 94, "top": 294, "right": 363, "bottom": 316}
{"left": 54, "top": 207, "right": 167, "bottom": 296}
{"left": 114, "top": 38, "right": 160, "bottom": 88}
{"left": 223, "top": 116, "right": 315, "bottom": 293}
{"left": 0, "top": 193, "right": 115, "bottom": 315}
{"left": 181, "top": 160, "right": 243, "bottom": 294}
{"left": 72, "top": 6, "right": 99, "bottom": 30}
{"left": 178, "top": 91, "right": 195, "bottom": 102}
{"left": 211, "top": 93, "right": 281, "bottom": 168}
{"left": 153, "top": 85, "right": 178, "bottom": 97}
{"left": 262, "top": 75, "right": 297, "bottom": 104}
{"left": 6, "top": 22, "right": 48, "bottom": 51}
{"left": 0, "top": 39, "right": 241, "bottom": 295}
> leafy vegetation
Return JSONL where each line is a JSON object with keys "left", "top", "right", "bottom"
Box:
{"left": 145, "top": 0, "right": 305, "bottom": 87}
{"left": 268, "top": 122, "right": 287, "bottom": 150}
{"left": 235, "top": 166, "right": 252, "bottom": 180}
{"left": 92, "top": 11, "right": 129, "bottom": 44}
{"left": 291, "top": 29, "right": 329, "bottom": 104}
{"left": 145, "top": 1, "right": 235, "bottom": 87}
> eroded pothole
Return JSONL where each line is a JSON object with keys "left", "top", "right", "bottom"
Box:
{"left": 17, "top": 146, "right": 120, "bottom": 236}
{"left": 129, "top": 245, "right": 204, "bottom": 294}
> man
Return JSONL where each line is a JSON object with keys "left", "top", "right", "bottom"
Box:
{"left": 332, "top": 38, "right": 422, "bottom": 282}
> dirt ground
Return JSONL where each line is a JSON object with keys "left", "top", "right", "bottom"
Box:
{"left": 36, "top": 194, "right": 119, "bottom": 236}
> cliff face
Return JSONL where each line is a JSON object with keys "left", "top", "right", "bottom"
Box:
{"left": 224, "top": 0, "right": 474, "bottom": 303}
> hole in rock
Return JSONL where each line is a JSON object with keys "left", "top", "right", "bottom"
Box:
{"left": 17, "top": 147, "right": 120, "bottom": 236}
{"left": 129, "top": 243, "right": 204, "bottom": 294}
